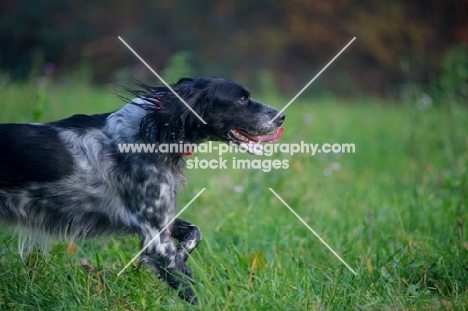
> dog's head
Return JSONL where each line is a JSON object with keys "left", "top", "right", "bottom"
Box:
{"left": 127, "top": 77, "right": 285, "bottom": 155}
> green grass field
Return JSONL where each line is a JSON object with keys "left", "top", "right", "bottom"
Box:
{"left": 1, "top": 82, "right": 467, "bottom": 310}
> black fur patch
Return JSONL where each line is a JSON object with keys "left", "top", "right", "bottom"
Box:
{"left": 0, "top": 124, "right": 74, "bottom": 187}
{"left": 50, "top": 113, "right": 110, "bottom": 131}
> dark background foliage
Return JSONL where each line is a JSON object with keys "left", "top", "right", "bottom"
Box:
{"left": 0, "top": 0, "right": 467, "bottom": 96}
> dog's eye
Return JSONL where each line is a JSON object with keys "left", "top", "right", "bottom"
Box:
{"left": 238, "top": 96, "right": 248, "bottom": 104}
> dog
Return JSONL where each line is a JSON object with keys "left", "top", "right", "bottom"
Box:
{"left": 0, "top": 77, "right": 285, "bottom": 304}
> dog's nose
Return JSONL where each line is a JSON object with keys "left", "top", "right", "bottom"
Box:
{"left": 276, "top": 113, "right": 285, "bottom": 125}
{"left": 278, "top": 113, "right": 285, "bottom": 124}
{"left": 266, "top": 107, "right": 285, "bottom": 125}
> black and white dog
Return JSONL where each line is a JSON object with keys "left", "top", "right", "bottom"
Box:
{"left": 0, "top": 77, "right": 285, "bottom": 304}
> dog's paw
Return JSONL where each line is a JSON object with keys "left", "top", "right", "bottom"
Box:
{"left": 179, "top": 286, "right": 197, "bottom": 305}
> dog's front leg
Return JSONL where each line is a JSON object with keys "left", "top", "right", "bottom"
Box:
{"left": 139, "top": 222, "right": 197, "bottom": 304}
{"left": 172, "top": 218, "right": 202, "bottom": 261}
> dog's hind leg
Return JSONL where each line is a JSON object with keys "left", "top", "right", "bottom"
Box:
{"left": 171, "top": 218, "right": 202, "bottom": 261}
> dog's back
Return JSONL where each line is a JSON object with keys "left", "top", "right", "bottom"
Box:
{"left": 0, "top": 124, "right": 74, "bottom": 188}
{"left": 0, "top": 112, "right": 136, "bottom": 238}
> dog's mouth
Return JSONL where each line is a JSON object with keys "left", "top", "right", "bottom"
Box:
{"left": 228, "top": 126, "right": 284, "bottom": 155}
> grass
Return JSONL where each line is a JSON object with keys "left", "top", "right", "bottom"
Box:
{"left": 1, "top": 81, "right": 467, "bottom": 310}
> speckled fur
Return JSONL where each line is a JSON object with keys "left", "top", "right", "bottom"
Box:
{"left": 0, "top": 77, "right": 285, "bottom": 304}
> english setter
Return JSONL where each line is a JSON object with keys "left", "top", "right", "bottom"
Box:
{"left": 0, "top": 77, "right": 285, "bottom": 304}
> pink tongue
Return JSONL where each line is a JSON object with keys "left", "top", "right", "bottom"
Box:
{"left": 243, "top": 126, "right": 284, "bottom": 142}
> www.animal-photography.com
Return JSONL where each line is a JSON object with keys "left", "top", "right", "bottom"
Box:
{"left": 1, "top": 2, "right": 467, "bottom": 310}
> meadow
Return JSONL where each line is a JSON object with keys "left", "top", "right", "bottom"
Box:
{"left": 0, "top": 80, "right": 467, "bottom": 310}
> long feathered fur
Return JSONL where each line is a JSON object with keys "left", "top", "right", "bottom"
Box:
{"left": 0, "top": 76, "right": 285, "bottom": 304}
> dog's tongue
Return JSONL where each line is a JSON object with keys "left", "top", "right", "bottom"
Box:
{"left": 245, "top": 127, "right": 284, "bottom": 142}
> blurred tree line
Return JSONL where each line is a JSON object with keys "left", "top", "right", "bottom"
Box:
{"left": 0, "top": 0, "right": 467, "bottom": 96}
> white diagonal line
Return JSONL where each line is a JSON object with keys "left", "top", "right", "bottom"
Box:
{"left": 118, "top": 36, "right": 207, "bottom": 125}
{"left": 269, "top": 37, "right": 356, "bottom": 124}
{"left": 117, "top": 188, "right": 206, "bottom": 276}
{"left": 268, "top": 188, "right": 357, "bottom": 275}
